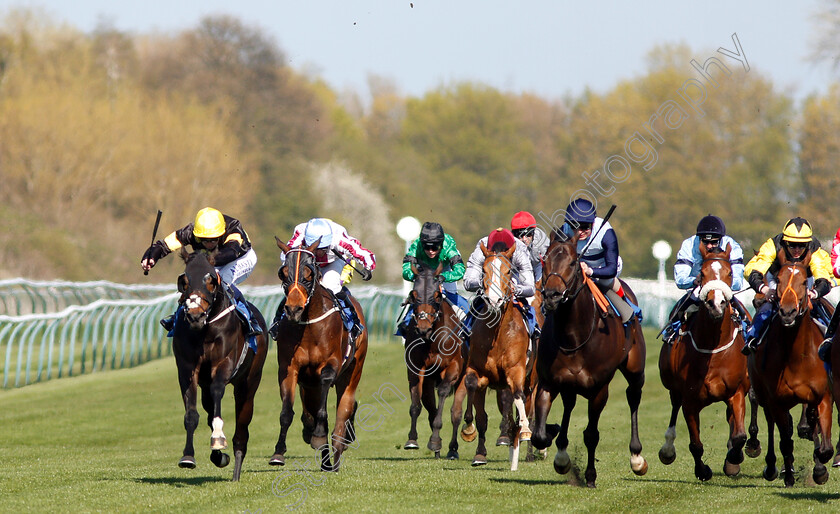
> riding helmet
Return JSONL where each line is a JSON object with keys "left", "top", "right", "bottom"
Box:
{"left": 781, "top": 217, "right": 813, "bottom": 243}
{"left": 193, "top": 207, "right": 226, "bottom": 239}
{"left": 510, "top": 211, "right": 537, "bottom": 230}
{"left": 565, "top": 198, "right": 596, "bottom": 224}
{"left": 304, "top": 218, "right": 333, "bottom": 248}
{"left": 487, "top": 228, "right": 516, "bottom": 251}
{"left": 419, "top": 222, "right": 445, "bottom": 245}
{"left": 695, "top": 214, "right": 726, "bottom": 240}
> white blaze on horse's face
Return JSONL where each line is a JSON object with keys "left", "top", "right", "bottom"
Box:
{"left": 186, "top": 294, "right": 203, "bottom": 310}
{"left": 486, "top": 257, "right": 506, "bottom": 309}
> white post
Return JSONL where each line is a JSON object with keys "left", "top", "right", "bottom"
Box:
{"left": 652, "top": 240, "right": 672, "bottom": 327}
{"left": 396, "top": 216, "right": 422, "bottom": 297}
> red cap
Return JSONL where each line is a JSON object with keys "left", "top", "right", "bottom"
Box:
{"left": 487, "top": 228, "right": 516, "bottom": 250}
{"left": 511, "top": 211, "right": 537, "bottom": 230}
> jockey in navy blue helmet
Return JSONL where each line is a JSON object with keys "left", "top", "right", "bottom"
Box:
{"left": 560, "top": 198, "right": 641, "bottom": 324}
{"left": 660, "top": 214, "right": 749, "bottom": 344}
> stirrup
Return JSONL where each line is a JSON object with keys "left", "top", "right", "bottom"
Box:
{"left": 819, "top": 339, "right": 833, "bottom": 363}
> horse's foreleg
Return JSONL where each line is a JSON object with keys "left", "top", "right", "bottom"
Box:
{"left": 206, "top": 374, "right": 228, "bottom": 451}
{"left": 230, "top": 376, "right": 260, "bottom": 481}
{"left": 429, "top": 377, "right": 455, "bottom": 456}
{"left": 762, "top": 407, "right": 779, "bottom": 482}
{"left": 624, "top": 369, "right": 648, "bottom": 476}
{"left": 581, "top": 385, "right": 609, "bottom": 488}
{"left": 683, "top": 403, "right": 712, "bottom": 481}
{"left": 447, "top": 376, "right": 466, "bottom": 460}
{"left": 329, "top": 376, "right": 361, "bottom": 473}
{"left": 723, "top": 387, "right": 748, "bottom": 477}
{"left": 471, "top": 385, "right": 489, "bottom": 467}
{"left": 496, "top": 389, "right": 513, "bottom": 447}
{"left": 746, "top": 386, "right": 762, "bottom": 458}
{"left": 797, "top": 403, "right": 811, "bottom": 440}
{"left": 531, "top": 385, "right": 558, "bottom": 451}
{"left": 270, "top": 371, "right": 298, "bottom": 466}
{"left": 813, "top": 394, "right": 833, "bottom": 484}
{"left": 776, "top": 409, "right": 796, "bottom": 487}
{"left": 659, "top": 390, "right": 681, "bottom": 465}
{"left": 553, "top": 390, "right": 577, "bottom": 476}
{"left": 178, "top": 367, "right": 199, "bottom": 469}
{"left": 461, "top": 370, "right": 477, "bottom": 442}
{"left": 312, "top": 366, "right": 337, "bottom": 455}
{"left": 405, "top": 372, "right": 422, "bottom": 450}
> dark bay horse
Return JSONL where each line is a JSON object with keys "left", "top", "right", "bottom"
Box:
{"left": 658, "top": 243, "right": 756, "bottom": 480}
{"left": 402, "top": 262, "right": 467, "bottom": 460}
{"left": 461, "top": 241, "right": 532, "bottom": 470}
{"left": 531, "top": 234, "right": 648, "bottom": 487}
{"left": 172, "top": 249, "right": 268, "bottom": 481}
{"left": 269, "top": 238, "right": 367, "bottom": 472}
{"left": 748, "top": 247, "right": 833, "bottom": 487}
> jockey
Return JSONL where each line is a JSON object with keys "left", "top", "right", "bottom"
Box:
{"left": 559, "top": 198, "right": 641, "bottom": 324}
{"left": 396, "top": 222, "right": 469, "bottom": 336}
{"left": 741, "top": 217, "right": 835, "bottom": 355}
{"left": 140, "top": 207, "right": 262, "bottom": 340}
{"left": 462, "top": 228, "right": 538, "bottom": 343}
{"left": 818, "top": 226, "right": 840, "bottom": 361}
{"left": 511, "top": 211, "right": 549, "bottom": 285}
{"left": 269, "top": 218, "right": 375, "bottom": 342}
{"left": 661, "top": 215, "right": 748, "bottom": 344}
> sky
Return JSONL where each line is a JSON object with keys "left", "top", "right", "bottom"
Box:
{"left": 5, "top": 1, "right": 837, "bottom": 103}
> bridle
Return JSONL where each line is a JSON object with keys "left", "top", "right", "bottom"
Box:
{"left": 280, "top": 248, "right": 319, "bottom": 311}
{"left": 777, "top": 262, "right": 810, "bottom": 319}
{"left": 541, "top": 244, "right": 586, "bottom": 305}
{"left": 481, "top": 252, "right": 515, "bottom": 309}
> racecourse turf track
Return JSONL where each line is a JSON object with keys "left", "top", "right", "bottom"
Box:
{"left": 2, "top": 328, "right": 839, "bottom": 513}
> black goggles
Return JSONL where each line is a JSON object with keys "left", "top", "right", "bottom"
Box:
{"left": 512, "top": 228, "right": 535, "bottom": 238}
{"left": 787, "top": 242, "right": 808, "bottom": 250}
{"left": 422, "top": 242, "right": 442, "bottom": 251}
{"left": 701, "top": 238, "right": 721, "bottom": 246}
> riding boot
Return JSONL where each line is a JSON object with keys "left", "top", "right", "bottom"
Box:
{"left": 229, "top": 284, "right": 262, "bottom": 338}
{"left": 268, "top": 297, "right": 286, "bottom": 341}
{"left": 605, "top": 289, "right": 634, "bottom": 324}
{"left": 818, "top": 305, "right": 840, "bottom": 362}
{"left": 742, "top": 301, "right": 774, "bottom": 355}
{"left": 160, "top": 304, "right": 183, "bottom": 332}
{"left": 395, "top": 307, "right": 415, "bottom": 338}
{"left": 336, "top": 287, "right": 363, "bottom": 343}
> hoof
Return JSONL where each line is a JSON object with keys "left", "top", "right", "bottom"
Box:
{"left": 763, "top": 465, "right": 779, "bottom": 481}
{"left": 310, "top": 435, "right": 327, "bottom": 450}
{"left": 519, "top": 429, "right": 531, "bottom": 442}
{"left": 797, "top": 425, "right": 812, "bottom": 440}
{"left": 268, "top": 454, "right": 285, "bottom": 466}
{"left": 404, "top": 440, "right": 419, "bottom": 450}
{"left": 496, "top": 435, "right": 511, "bottom": 447}
{"left": 745, "top": 440, "right": 762, "bottom": 459}
{"left": 210, "top": 450, "right": 230, "bottom": 468}
{"left": 210, "top": 436, "right": 227, "bottom": 451}
{"left": 696, "top": 464, "right": 713, "bottom": 481}
{"left": 724, "top": 460, "right": 741, "bottom": 477}
{"left": 631, "top": 455, "right": 648, "bottom": 476}
{"left": 461, "top": 423, "right": 477, "bottom": 443}
{"left": 471, "top": 454, "right": 487, "bottom": 467}
{"left": 814, "top": 465, "right": 829, "bottom": 485}
{"left": 554, "top": 451, "right": 571, "bottom": 475}
{"left": 659, "top": 447, "right": 676, "bottom": 465}
{"left": 833, "top": 452, "right": 840, "bottom": 468}
{"left": 178, "top": 455, "right": 196, "bottom": 469}
{"left": 427, "top": 436, "right": 442, "bottom": 452}
{"left": 446, "top": 450, "right": 459, "bottom": 460}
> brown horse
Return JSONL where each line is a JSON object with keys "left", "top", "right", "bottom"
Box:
{"left": 172, "top": 249, "right": 268, "bottom": 481}
{"left": 658, "top": 243, "right": 756, "bottom": 480}
{"left": 460, "top": 241, "right": 533, "bottom": 470}
{"left": 269, "top": 238, "right": 368, "bottom": 472}
{"left": 531, "top": 234, "right": 648, "bottom": 487}
{"left": 748, "top": 247, "right": 833, "bottom": 487}
{"left": 402, "top": 262, "right": 467, "bottom": 459}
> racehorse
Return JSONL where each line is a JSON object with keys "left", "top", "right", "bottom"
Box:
{"left": 460, "top": 241, "right": 533, "bottom": 470}
{"left": 269, "top": 237, "right": 368, "bottom": 472}
{"left": 748, "top": 247, "right": 833, "bottom": 487}
{"left": 402, "top": 262, "right": 467, "bottom": 459}
{"left": 658, "top": 243, "right": 756, "bottom": 480}
{"left": 171, "top": 249, "right": 268, "bottom": 481}
{"left": 531, "top": 233, "right": 648, "bottom": 487}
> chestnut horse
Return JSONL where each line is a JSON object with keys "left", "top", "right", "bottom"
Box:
{"left": 269, "top": 238, "right": 368, "bottom": 472}
{"left": 531, "top": 234, "right": 648, "bottom": 487}
{"left": 172, "top": 249, "right": 268, "bottom": 481}
{"left": 658, "top": 243, "right": 757, "bottom": 480}
{"left": 461, "top": 241, "right": 532, "bottom": 470}
{"left": 402, "top": 262, "right": 467, "bottom": 459}
{"left": 748, "top": 247, "right": 833, "bottom": 487}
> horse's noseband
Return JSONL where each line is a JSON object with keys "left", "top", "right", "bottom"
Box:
{"left": 282, "top": 248, "right": 319, "bottom": 310}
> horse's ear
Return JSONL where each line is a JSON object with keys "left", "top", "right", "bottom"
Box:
{"left": 480, "top": 240, "right": 491, "bottom": 257}
{"left": 275, "top": 236, "right": 291, "bottom": 254}
{"left": 410, "top": 262, "right": 419, "bottom": 276}
{"left": 434, "top": 261, "right": 443, "bottom": 276}
{"left": 503, "top": 243, "right": 516, "bottom": 259}
{"left": 204, "top": 272, "right": 217, "bottom": 293}
{"left": 699, "top": 240, "right": 708, "bottom": 259}
{"left": 177, "top": 273, "right": 188, "bottom": 293}
{"left": 777, "top": 245, "right": 789, "bottom": 265}
{"left": 722, "top": 242, "right": 732, "bottom": 257}
{"left": 179, "top": 247, "right": 190, "bottom": 262}
{"left": 801, "top": 247, "right": 813, "bottom": 266}
{"left": 306, "top": 237, "right": 321, "bottom": 253}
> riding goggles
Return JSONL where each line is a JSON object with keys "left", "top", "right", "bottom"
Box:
{"left": 512, "top": 228, "right": 535, "bottom": 239}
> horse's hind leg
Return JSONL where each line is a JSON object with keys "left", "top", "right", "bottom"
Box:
{"left": 495, "top": 389, "right": 513, "bottom": 447}
{"left": 312, "top": 366, "right": 337, "bottom": 454}
{"left": 762, "top": 408, "right": 780, "bottom": 481}
{"left": 330, "top": 356, "right": 366, "bottom": 472}
{"left": 797, "top": 404, "right": 812, "bottom": 440}
{"left": 812, "top": 395, "right": 833, "bottom": 485}
{"left": 469, "top": 384, "right": 489, "bottom": 467}
{"left": 447, "top": 377, "right": 466, "bottom": 460}
{"left": 421, "top": 377, "right": 442, "bottom": 455}
{"left": 230, "top": 377, "right": 259, "bottom": 481}
{"left": 659, "top": 390, "right": 681, "bottom": 465}
{"left": 723, "top": 388, "right": 748, "bottom": 477}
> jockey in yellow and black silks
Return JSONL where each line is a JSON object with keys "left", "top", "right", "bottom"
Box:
{"left": 741, "top": 217, "right": 836, "bottom": 354}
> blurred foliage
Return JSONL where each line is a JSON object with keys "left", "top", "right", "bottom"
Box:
{"left": 0, "top": 9, "right": 837, "bottom": 284}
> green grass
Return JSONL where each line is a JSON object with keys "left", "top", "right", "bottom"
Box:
{"left": 1, "top": 328, "right": 839, "bottom": 513}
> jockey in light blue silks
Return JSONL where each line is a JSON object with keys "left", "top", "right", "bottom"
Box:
{"left": 560, "top": 198, "right": 641, "bottom": 324}
{"left": 660, "top": 214, "right": 749, "bottom": 344}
